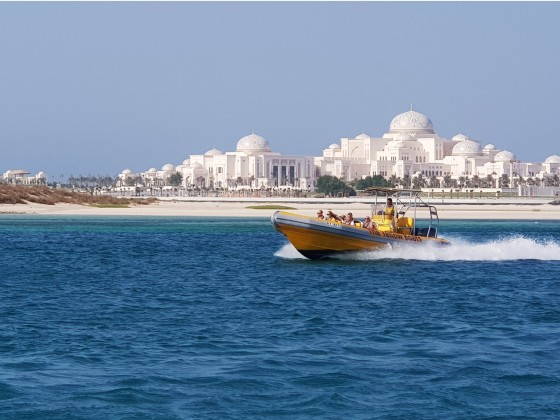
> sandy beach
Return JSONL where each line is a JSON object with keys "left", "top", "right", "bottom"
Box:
{"left": 1, "top": 197, "right": 559, "bottom": 220}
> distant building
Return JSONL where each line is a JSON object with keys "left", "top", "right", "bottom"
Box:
{"left": 315, "top": 108, "right": 559, "bottom": 187}
{"left": 121, "top": 133, "right": 317, "bottom": 192}
{"left": 2, "top": 169, "right": 47, "bottom": 185}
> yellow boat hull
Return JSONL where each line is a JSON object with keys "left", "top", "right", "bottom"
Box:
{"left": 271, "top": 211, "right": 450, "bottom": 260}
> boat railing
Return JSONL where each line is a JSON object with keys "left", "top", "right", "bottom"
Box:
{"left": 396, "top": 198, "right": 441, "bottom": 238}
{"left": 361, "top": 187, "right": 442, "bottom": 238}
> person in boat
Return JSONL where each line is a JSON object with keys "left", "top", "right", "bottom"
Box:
{"left": 344, "top": 212, "right": 355, "bottom": 225}
{"left": 326, "top": 210, "right": 341, "bottom": 221}
{"left": 362, "top": 215, "right": 377, "bottom": 230}
{"left": 316, "top": 210, "right": 325, "bottom": 219}
{"left": 383, "top": 198, "right": 396, "bottom": 221}
{"left": 383, "top": 197, "right": 396, "bottom": 231}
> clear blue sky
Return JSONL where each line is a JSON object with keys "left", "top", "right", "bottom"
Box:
{"left": 1, "top": 2, "right": 559, "bottom": 179}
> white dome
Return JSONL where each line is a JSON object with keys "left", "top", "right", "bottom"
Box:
{"left": 329, "top": 143, "right": 341, "bottom": 149}
{"left": 452, "top": 133, "right": 468, "bottom": 141}
{"left": 494, "top": 150, "right": 516, "bottom": 162}
{"left": 162, "top": 163, "right": 175, "bottom": 171}
{"left": 545, "top": 155, "right": 560, "bottom": 164}
{"left": 183, "top": 159, "right": 190, "bottom": 166}
{"left": 205, "top": 148, "right": 223, "bottom": 156}
{"left": 236, "top": 133, "right": 271, "bottom": 153}
{"left": 452, "top": 139, "right": 483, "bottom": 156}
{"left": 355, "top": 133, "right": 371, "bottom": 140}
{"left": 389, "top": 110, "right": 435, "bottom": 134}
{"left": 484, "top": 144, "right": 496, "bottom": 150}
{"left": 122, "top": 169, "right": 133, "bottom": 175}
{"left": 148, "top": 168, "right": 157, "bottom": 173}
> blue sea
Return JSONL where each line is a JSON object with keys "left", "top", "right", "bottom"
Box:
{"left": 1, "top": 215, "right": 559, "bottom": 419}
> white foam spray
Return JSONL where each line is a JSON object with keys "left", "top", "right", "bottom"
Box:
{"left": 274, "top": 243, "right": 307, "bottom": 259}
{"left": 275, "top": 236, "right": 560, "bottom": 261}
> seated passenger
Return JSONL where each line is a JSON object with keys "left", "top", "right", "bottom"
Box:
{"left": 344, "top": 212, "right": 355, "bottom": 225}
{"left": 316, "top": 210, "right": 325, "bottom": 219}
{"left": 362, "top": 216, "right": 377, "bottom": 230}
{"left": 326, "top": 210, "right": 340, "bottom": 221}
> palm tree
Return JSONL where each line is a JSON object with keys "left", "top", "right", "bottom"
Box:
{"left": 471, "top": 175, "right": 480, "bottom": 188}
{"left": 499, "top": 174, "right": 510, "bottom": 188}
{"left": 429, "top": 175, "right": 439, "bottom": 188}
{"left": 402, "top": 175, "right": 411, "bottom": 188}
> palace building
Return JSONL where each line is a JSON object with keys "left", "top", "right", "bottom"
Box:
{"left": 315, "top": 108, "right": 559, "bottom": 186}
{"left": 120, "top": 133, "right": 317, "bottom": 191}
{"left": 118, "top": 108, "right": 559, "bottom": 192}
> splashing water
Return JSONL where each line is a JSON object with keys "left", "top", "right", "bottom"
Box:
{"left": 274, "top": 243, "right": 307, "bottom": 259}
{"left": 276, "top": 236, "right": 560, "bottom": 261}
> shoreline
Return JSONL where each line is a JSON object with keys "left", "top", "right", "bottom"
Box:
{"left": 1, "top": 197, "right": 559, "bottom": 220}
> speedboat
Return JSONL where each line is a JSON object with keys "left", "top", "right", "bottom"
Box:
{"left": 271, "top": 187, "right": 450, "bottom": 260}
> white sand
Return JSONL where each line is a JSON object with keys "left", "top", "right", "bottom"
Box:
{"left": 1, "top": 197, "right": 559, "bottom": 220}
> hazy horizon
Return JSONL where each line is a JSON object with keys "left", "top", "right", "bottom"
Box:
{"left": 1, "top": 2, "right": 559, "bottom": 178}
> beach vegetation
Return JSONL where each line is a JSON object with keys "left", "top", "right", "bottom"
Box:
{"left": 246, "top": 205, "right": 296, "bottom": 210}
{"left": 0, "top": 185, "right": 157, "bottom": 206}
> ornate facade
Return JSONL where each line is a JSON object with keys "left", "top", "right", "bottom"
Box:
{"left": 315, "top": 108, "right": 560, "bottom": 186}
{"left": 120, "top": 133, "right": 317, "bottom": 191}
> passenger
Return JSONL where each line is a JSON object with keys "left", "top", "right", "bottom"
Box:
{"left": 344, "top": 212, "right": 355, "bottom": 225}
{"left": 316, "top": 210, "right": 325, "bottom": 219}
{"left": 363, "top": 215, "right": 376, "bottom": 230}
{"left": 327, "top": 211, "right": 342, "bottom": 222}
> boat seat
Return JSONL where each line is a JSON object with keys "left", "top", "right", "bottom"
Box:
{"left": 396, "top": 217, "right": 413, "bottom": 235}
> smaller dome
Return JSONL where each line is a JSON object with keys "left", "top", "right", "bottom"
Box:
{"left": 162, "top": 163, "right": 175, "bottom": 171}
{"left": 183, "top": 159, "right": 190, "bottom": 166}
{"left": 494, "top": 150, "right": 516, "bottom": 162}
{"left": 205, "top": 148, "right": 223, "bottom": 156}
{"left": 148, "top": 168, "right": 157, "bottom": 173}
{"left": 329, "top": 143, "right": 341, "bottom": 149}
{"left": 122, "top": 169, "right": 133, "bottom": 175}
{"left": 355, "top": 133, "right": 371, "bottom": 140}
{"left": 545, "top": 155, "right": 560, "bottom": 164}
{"left": 484, "top": 144, "right": 496, "bottom": 150}
{"left": 452, "top": 133, "right": 468, "bottom": 141}
{"left": 452, "top": 139, "right": 483, "bottom": 156}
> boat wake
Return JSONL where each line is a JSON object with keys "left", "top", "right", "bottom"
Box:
{"left": 275, "top": 236, "right": 560, "bottom": 261}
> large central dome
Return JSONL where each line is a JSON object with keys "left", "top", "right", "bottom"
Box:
{"left": 389, "top": 110, "right": 435, "bottom": 135}
{"left": 236, "top": 133, "right": 272, "bottom": 153}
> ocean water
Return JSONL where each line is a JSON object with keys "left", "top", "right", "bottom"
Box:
{"left": 1, "top": 215, "right": 559, "bottom": 419}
